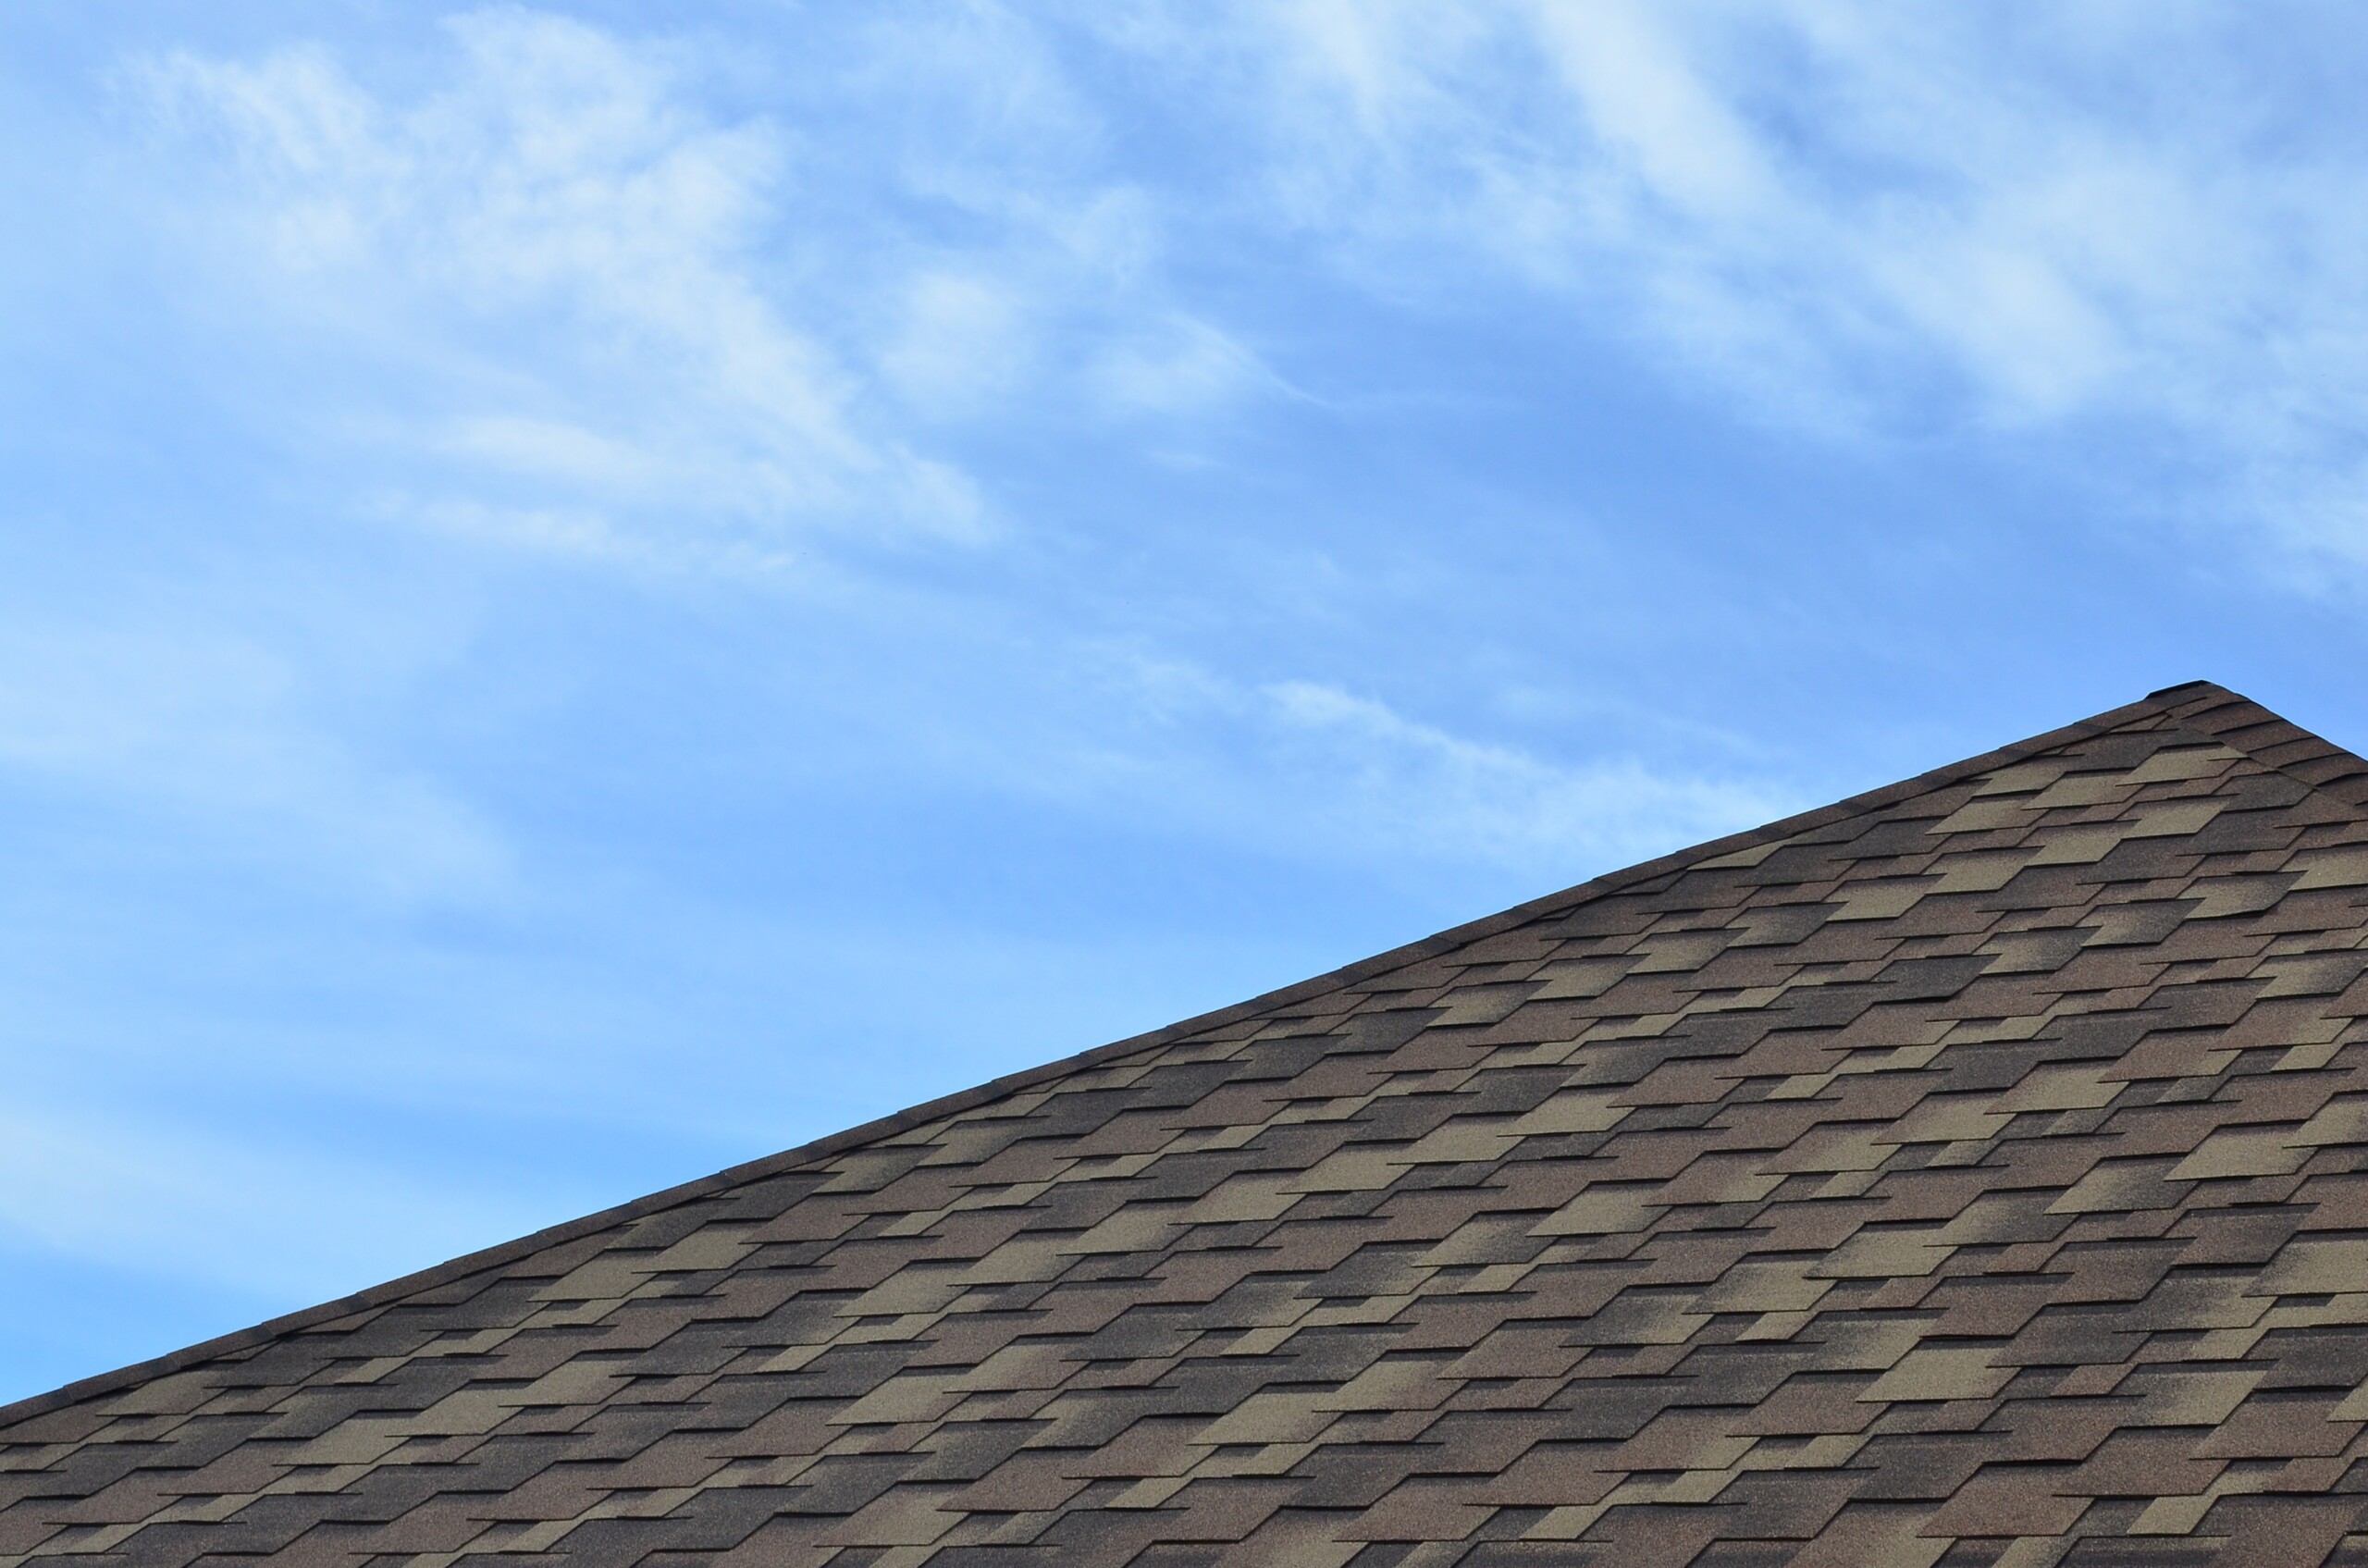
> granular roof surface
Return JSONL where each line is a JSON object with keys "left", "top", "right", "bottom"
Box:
{"left": 13, "top": 682, "right": 2368, "bottom": 1566}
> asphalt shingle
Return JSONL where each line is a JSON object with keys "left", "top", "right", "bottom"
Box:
{"left": 14, "top": 683, "right": 2368, "bottom": 1564}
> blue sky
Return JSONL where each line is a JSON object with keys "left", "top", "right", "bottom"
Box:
{"left": 7, "top": 1, "right": 2368, "bottom": 1403}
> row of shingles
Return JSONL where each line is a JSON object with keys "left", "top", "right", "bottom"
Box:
{"left": 1846, "top": 721, "right": 2278, "bottom": 1564}
{"left": 0, "top": 1128, "right": 923, "bottom": 1568}
{"left": 1269, "top": 928, "right": 1651, "bottom": 1566}
{"left": 845, "top": 915, "right": 1638, "bottom": 1565}
{"left": 1936, "top": 723, "right": 2368, "bottom": 1566}
{"left": 405, "top": 1186, "right": 871, "bottom": 1568}
{"left": 2169, "top": 692, "right": 2368, "bottom": 812}
{"left": 1562, "top": 898, "right": 1941, "bottom": 1560}
{"left": 1339, "top": 906, "right": 1671, "bottom": 1568}
{"left": 820, "top": 1066, "right": 1181, "bottom": 1563}
{"left": 1384, "top": 731, "right": 2025, "bottom": 1567}
{"left": 1700, "top": 722, "right": 2268, "bottom": 1565}
{"left": 1252, "top": 865, "right": 1747, "bottom": 1566}
{"left": 204, "top": 1268, "right": 566, "bottom": 1568}
{"left": 899, "top": 1036, "right": 1338, "bottom": 1567}
{"left": 992, "top": 950, "right": 1575, "bottom": 1566}
{"left": 1181, "top": 908, "right": 1705, "bottom": 1564}
{"left": 971, "top": 987, "right": 1450, "bottom": 1566}
{"left": 1772, "top": 720, "right": 2368, "bottom": 1567}
{"left": 1467, "top": 715, "right": 2253, "bottom": 1564}
{"left": 2132, "top": 744, "right": 2368, "bottom": 1568}
{"left": 199, "top": 710, "right": 2330, "bottom": 1568}
{"left": 1549, "top": 728, "right": 2086, "bottom": 1567}
{"left": 687, "top": 975, "right": 1401, "bottom": 1564}
{"left": 523, "top": 1068, "right": 1135, "bottom": 1566}
{"left": 343, "top": 715, "right": 2301, "bottom": 1568}
{"left": 1181, "top": 761, "right": 1996, "bottom": 1568}
{"left": 1259, "top": 720, "right": 2273, "bottom": 1562}
{"left": 138, "top": 1194, "right": 711, "bottom": 1566}
{"left": 0, "top": 1363, "right": 252, "bottom": 1563}
{"left": 699, "top": 1041, "right": 1262, "bottom": 1566}
{"left": 1022, "top": 990, "right": 1553, "bottom": 1562}
{"left": 1180, "top": 764, "right": 1966, "bottom": 1568}
{"left": 0, "top": 1312, "right": 403, "bottom": 1565}
{"left": 1316, "top": 802, "right": 1994, "bottom": 1566}
{"left": 1876, "top": 752, "right": 2238, "bottom": 1563}
{"left": 0, "top": 1235, "right": 603, "bottom": 1568}
{"left": 1662, "top": 795, "right": 2042, "bottom": 1568}
{"left": 610, "top": 1171, "right": 894, "bottom": 1564}
{"left": 1104, "top": 991, "right": 1494, "bottom": 1563}
{"left": 184, "top": 1189, "right": 837, "bottom": 1566}
{"left": 1752, "top": 720, "right": 2304, "bottom": 1566}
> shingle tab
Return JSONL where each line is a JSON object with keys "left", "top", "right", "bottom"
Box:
{"left": 16, "top": 684, "right": 2368, "bottom": 1565}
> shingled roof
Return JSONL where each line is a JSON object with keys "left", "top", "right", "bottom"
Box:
{"left": 16, "top": 681, "right": 2368, "bottom": 1567}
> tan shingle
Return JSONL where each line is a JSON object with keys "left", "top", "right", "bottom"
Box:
{"left": 18, "top": 684, "right": 2368, "bottom": 1564}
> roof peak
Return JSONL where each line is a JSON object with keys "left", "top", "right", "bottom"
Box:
{"left": 14, "top": 681, "right": 2368, "bottom": 1562}
{"left": 7, "top": 681, "right": 2362, "bottom": 1434}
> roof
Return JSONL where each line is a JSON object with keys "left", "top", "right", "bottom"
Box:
{"left": 10, "top": 680, "right": 2368, "bottom": 1567}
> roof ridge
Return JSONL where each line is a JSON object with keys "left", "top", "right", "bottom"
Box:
{"left": 2156, "top": 685, "right": 2368, "bottom": 808}
{"left": 0, "top": 679, "right": 2316, "bottom": 1432}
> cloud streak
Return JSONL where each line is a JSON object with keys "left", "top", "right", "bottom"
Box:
{"left": 1032, "top": 652, "right": 1792, "bottom": 877}
{"left": 1076, "top": 1, "right": 2368, "bottom": 559}
{"left": 106, "top": 3, "right": 2368, "bottom": 574}
{"left": 121, "top": 6, "right": 1311, "bottom": 572}
{"left": 1254, "top": 676, "right": 1787, "bottom": 869}
{"left": 131, "top": 10, "right": 985, "bottom": 559}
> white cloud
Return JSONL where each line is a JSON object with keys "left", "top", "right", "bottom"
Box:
{"left": 102, "top": 3, "right": 2368, "bottom": 569}
{"left": 880, "top": 272, "right": 1034, "bottom": 418}
{"left": 1253, "top": 677, "right": 1787, "bottom": 870}
{"left": 1090, "top": 315, "right": 1280, "bottom": 415}
{"left": 130, "top": 10, "right": 985, "bottom": 558}
{"left": 1000, "top": 648, "right": 1791, "bottom": 876}
{"left": 439, "top": 414, "right": 656, "bottom": 488}
{"left": 120, "top": 6, "right": 1314, "bottom": 569}
{"left": 1074, "top": 1, "right": 2368, "bottom": 556}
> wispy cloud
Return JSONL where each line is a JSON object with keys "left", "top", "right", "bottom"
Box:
{"left": 1247, "top": 675, "right": 1789, "bottom": 870}
{"left": 121, "top": 6, "right": 1303, "bottom": 570}
{"left": 1017, "top": 651, "right": 1792, "bottom": 877}
{"left": 130, "top": 10, "right": 983, "bottom": 557}
{"left": 1077, "top": 1, "right": 2368, "bottom": 559}
{"left": 101, "top": 4, "right": 2368, "bottom": 572}
{"left": 1203, "top": 2, "right": 2189, "bottom": 415}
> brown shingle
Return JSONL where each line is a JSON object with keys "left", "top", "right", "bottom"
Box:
{"left": 22, "top": 685, "right": 2368, "bottom": 1563}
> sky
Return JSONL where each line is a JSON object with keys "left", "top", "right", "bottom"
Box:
{"left": 7, "top": 0, "right": 2368, "bottom": 1404}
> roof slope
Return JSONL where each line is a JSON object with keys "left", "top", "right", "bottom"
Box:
{"left": 12, "top": 682, "right": 2368, "bottom": 1566}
